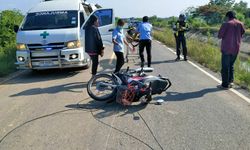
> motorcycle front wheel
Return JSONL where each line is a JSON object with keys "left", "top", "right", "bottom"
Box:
{"left": 87, "top": 74, "right": 117, "bottom": 101}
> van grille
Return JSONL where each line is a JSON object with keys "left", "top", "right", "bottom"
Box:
{"left": 27, "top": 42, "right": 65, "bottom": 51}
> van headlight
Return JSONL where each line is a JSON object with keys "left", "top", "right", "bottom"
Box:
{"left": 16, "top": 44, "right": 27, "bottom": 50}
{"left": 66, "top": 40, "right": 81, "bottom": 49}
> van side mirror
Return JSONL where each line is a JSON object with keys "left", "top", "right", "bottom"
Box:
{"left": 14, "top": 25, "right": 19, "bottom": 33}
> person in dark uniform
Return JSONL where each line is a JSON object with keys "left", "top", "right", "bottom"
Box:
{"left": 173, "top": 14, "right": 189, "bottom": 61}
{"left": 85, "top": 15, "right": 104, "bottom": 76}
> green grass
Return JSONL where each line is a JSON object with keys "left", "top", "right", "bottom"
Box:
{"left": 196, "top": 27, "right": 250, "bottom": 36}
{"left": 235, "top": 59, "right": 250, "bottom": 90}
{"left": 0, "top": 45, "right": 17, "bottom": 77}
{"left": 246, "top": 30, "right": 250, "bottom": 35}
{"left": 153, "top": 28, "right": 176, "bottom": 48}
{"left": 153, "top": 28, "right": 250, "bottom": 90}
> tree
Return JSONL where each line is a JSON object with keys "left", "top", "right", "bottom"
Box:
{"left": 0, "top": 10, "right": 23, "bottom": 48}
{"left": 0, "top": 10, "right": 23, "bottom": 75}
{"left": 183, "top": 7, "right": 197, "bottom": 19}
{"left": 209, "top": 0, "right": 235, "bottom": 8}
{"left": 234, "top": 1, "right": 248, "bottom": 13}
{"left": 194, "top": 0, "right": 246, "bottom": 25}
{"left": 196, "top": 4, "right": 227, "bottom": 24}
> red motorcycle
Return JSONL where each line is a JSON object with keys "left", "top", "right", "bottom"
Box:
{"left": 87, "top": 67, "right": 171, "bottom": 105}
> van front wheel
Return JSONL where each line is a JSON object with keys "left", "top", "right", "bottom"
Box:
{"left": 83, "top": 59, "right": 91, "bottom": 69}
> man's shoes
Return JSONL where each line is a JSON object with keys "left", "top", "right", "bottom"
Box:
{"left": 217, "top": 84, "right": 230, "bottom": 90}
{"left": 175, "top": 57, "right": 180, "bottom": 61}
{"left": 91, "top": 74, "right": 96, "bottom": 79}
{"left": 184, "top": 57, "right": 188, "bottom": 61}
{"left": 229, "top": 82, "right": 234, "bottom": 88}
{"left": 141, "top": 62, "right": 145, "bottom": 67}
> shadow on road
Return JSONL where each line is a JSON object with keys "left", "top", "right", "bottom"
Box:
{"left": 155, "top": 87, "right": 220, "bottom": 102}
{"left": 10, "top": 82, "right": 87, "bottom": 97}
{"left": 98, "top": 58, "right": 116, "bottom": 72}
{"left": 133, "top": 59, "right": 178, "bottom": 67}
{"left": 151, "top": 59, "right": 179, "bottom": 65}
{"left": 66, "top": 100, "right": 148, "bottom": 119}
{"left": 6, "top": 68, "right": 83, "bottom": 85}
{"left": 65, "top": 100, "right": 157, "bottom": 149}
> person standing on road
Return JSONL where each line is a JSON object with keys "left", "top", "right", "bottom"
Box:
{"left": 112, "top": 19, "right": 133, "bottom": 73}
{"left": 85, "top": 15, "right": 105, "bottom": 76}
{"left": 218, "top": 11, "right": 245, "bottom": 89}
{"left": 137, "top": 16, "right": 153, "bottom": 67}
{"left": 173, "top": 14, "right": 189, "bottom": 61}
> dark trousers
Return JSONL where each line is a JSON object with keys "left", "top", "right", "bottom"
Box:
{"left": 90, "top": 55, "right": 99, "bottom": 75}
{"left": 221, "top": 53, "right": 238, "bottom": 87}
{"left": 114, "top": 51, "right": 125, "bottom": 73}
{"left": 139, "top": 40, "right": 152, "bottom": 67}
{"left": 176, "top": 36, "right": 187, "bottom": 58}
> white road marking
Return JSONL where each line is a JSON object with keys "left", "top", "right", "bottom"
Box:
{"left": 156, "top": 41, "right": 162, "bottom": 44}
{"left": 159, "top": 41, "right": 250, "bottom": 104}
{"left": 188, "top": 61, "right": 221, "bottom": 83}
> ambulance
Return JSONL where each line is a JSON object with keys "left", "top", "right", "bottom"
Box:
{"left": 14, "top": 0, "right": 115, "bottom": 70}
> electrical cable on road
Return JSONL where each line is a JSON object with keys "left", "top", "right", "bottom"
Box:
{"left": 88, "top": 104, "right": 155, "bottom": 150}
{"left": 0, "top": 109, "right": 75, "bottom": 144}
{"left": 0, "top": 97, "right": 91, "bottom": 145}
{"left": 0, "top": 98, "right": 163, "bottom": 150}
{"left": 137, "top": 112, "right": 164, "bottom": 150}
{"left": 76, "top": 100, "right": 155, "bottom": 149}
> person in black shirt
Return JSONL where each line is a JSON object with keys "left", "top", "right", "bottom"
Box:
{"left": 85, "top": 15, "right": 104, "bottom": 75}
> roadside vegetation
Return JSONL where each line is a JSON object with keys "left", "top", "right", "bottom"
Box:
{"left": 153, "top": 29, "right": 250, "bottom": 90}
{"left": 0, "top": 10, "right": 23, "bottom": 76}
{"left": 151, "top": 0, "right": 250, "bottom": 90}
{"left": 149, "top": 0, "right": 250, "bottom": 30}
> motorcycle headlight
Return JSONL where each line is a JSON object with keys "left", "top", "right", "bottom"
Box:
{"left": 66, "top": 40, "right": 81, "bottom": 49}
{"left": 16, "top": 44, "right": 27, "bottom": 50}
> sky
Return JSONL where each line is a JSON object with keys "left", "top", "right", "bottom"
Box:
{"left": 0, "top": 0, "right": 249, "bottom": 18}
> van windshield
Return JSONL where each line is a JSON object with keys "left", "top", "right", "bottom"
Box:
{"left": 21, "top": 11, "right": 78, "bottom": 30}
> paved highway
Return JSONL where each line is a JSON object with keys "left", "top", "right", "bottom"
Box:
{"left": 0, "top": 41, "right": 250, "bottom": 150}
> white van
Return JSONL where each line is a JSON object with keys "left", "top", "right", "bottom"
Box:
{"left": 15, "top": 0, "right": 115, "bottom": 70}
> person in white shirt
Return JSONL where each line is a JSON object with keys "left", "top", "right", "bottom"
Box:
{"left": 112, "top": 19, "right": 133, "bottom": 73}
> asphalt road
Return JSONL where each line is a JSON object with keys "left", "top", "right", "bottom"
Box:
{"left": 0, "top": 41, "right": 250, "bottom": 150}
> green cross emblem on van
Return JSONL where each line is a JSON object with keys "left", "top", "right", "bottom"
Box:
{"left": 40, "top": 31, "right": 49, "bottom": 39}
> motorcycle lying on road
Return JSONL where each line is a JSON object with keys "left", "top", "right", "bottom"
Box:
{"left": 87, "top": 67, "right": 172, "bottom": 105}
